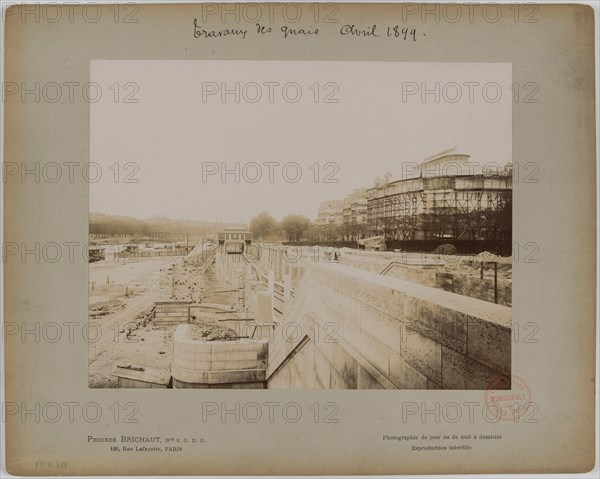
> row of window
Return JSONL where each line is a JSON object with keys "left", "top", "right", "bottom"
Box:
{"left": 218, "top": 233, "right": 252, "bottom": 240}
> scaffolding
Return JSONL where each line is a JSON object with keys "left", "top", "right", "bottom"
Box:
{"left": 367, "top": 174, "right": 511, "bottom": 241}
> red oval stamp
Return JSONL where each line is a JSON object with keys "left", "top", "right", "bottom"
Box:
{"left": 484, "top": 375, "right": 533, "bottom": 422}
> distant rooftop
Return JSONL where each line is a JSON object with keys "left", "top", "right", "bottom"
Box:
{"left": 422, "top": 146, "right": 459, "bottom": 163}
{"left": 222, "top": 225, "right": 248, "bottom": 231}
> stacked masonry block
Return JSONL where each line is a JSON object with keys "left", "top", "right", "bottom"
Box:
{"left": 267, "top": 262, "right": 510, "bottom": 390}
{"left": 171, "top": 324, "right": 268, "bottom": 389}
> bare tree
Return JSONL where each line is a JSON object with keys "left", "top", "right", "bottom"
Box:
{"left": 249, "top": 212, "right": 280, "bottom": 240}
{"left": 281, "top": 214, "right": 312, "bottom": 242}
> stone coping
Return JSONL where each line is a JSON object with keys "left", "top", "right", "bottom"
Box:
{"left": 112, "top": 365, "right": 171, "bottom": 385}
{"left": 190, "top": 303, "right": 234, "bottom": 311}
{"left": 155, "top": 300, "right": 192, "bottom": 305}
{"left": 317, "top": 263, "right": 511, "bottom": 329}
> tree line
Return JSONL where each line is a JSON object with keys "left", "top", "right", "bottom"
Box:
{"left": 249, "top": 212, "right": 313, "bottom": 242}
{"left": 250, "top": 196, "right": 511, "bottom": 245}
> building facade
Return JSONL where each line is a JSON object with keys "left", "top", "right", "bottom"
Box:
{"left": 316, "top": 188, "right": 368, "bottom": 227}
{"left": 316, "top": 199, "right": 344, "bottom": 226}
{"left": 217, "top": 226, "right": 253, "bottom": 253}
{"left": 366, "top": 152, "right": 512, "bottom": 240}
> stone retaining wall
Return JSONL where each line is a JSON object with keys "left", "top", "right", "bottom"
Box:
{"left": 171, "top": 324, "right": 268, "bottom": 388}
{"left": 267, "top": 263, "right": 511, "bottom": 390}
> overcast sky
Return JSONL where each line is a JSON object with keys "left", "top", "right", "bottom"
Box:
{"left": 91, "top": 60, "right": 511, "bottom": 223}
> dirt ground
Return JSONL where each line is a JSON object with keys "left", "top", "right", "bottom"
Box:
{"left": 88, "top": 314, "right": 178, "bottom": 388}
{"left": 88, "top": 252, "right": 242, "bottom": 388}
{"left": 88, "top": 257, "right": 177, "bottom": 387}
{"left": 158, "top": 260, "right": 206, "bottom": 302}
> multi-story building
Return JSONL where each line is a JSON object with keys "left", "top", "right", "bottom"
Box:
{"left": 367, "top": 151, "right": 512, "bottom": 240}
{"left": 316, "top": 199, "right": 344, "bottom": 226}
{"left": 344, "top": 188, "right": 368, "bottom": 224}
{"left": 316, "top": 188, "right": 369, "bottom": 227}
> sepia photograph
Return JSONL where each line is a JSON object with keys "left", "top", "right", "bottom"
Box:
{"left": 89, "top": 60, "right": 513, "bottom": 392}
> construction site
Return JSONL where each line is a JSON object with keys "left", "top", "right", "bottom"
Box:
{"left": 89, "top": 228, "right": 511, "bottom": 390}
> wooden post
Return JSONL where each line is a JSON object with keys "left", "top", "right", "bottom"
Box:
{"left": 480, "top": 261, "right": 484, "bottom": 279}
{"left": 494, "top": 262, "right": 498, "bottom": 304}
